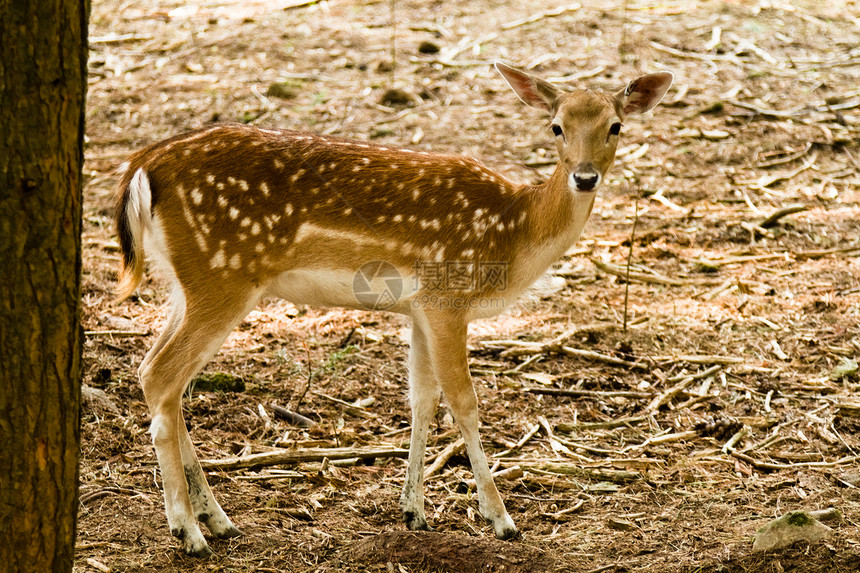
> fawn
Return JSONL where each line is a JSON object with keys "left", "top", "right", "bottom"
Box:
{"left": 115, "top": 62, "right": 672, "bottom": 556}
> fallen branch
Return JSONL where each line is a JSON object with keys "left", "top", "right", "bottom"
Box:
{"left": 759, "top": 204, "right": 808, "bottom": 228}
{"left": 544, "top": 431, "right": 622, "bottom": 457}
{"left": 555, "top": 416, "right": 647, "bottom": 433}
{"left": 494, "top": 422, "right": 541, "bottom": 458}
{"left": 526, "top": 387, "right": 650, "bottom": 399}
{"left": 542, "top": 499, "right": 586, "bottom": 521}
{"left": 424, "top": 438, "right": 465, "bottom": 479}
{"left": 654, "top": 354, "right": 744, "bottom": 366}
{"left": 438, "top": 32, "right": 498, "bottom": 63}
{"left": 563, "top": 346, "right": 647, "bottom": 369}
{"left": 464, "top": 465, "right": 524, "bottom": 488}
{"left": 270, "top": 403, "right": 316, "bottom": 427}
{"left": 84, "top": 330, "right": 149, "bottom": 337}
{"left": 625, "top": 430, "right": 700, "bottom": 452}
{"left": 89, "top": 33, "right": 154, "bottom": 45}
{"left": 650, "top": 40, "right": 740, "bottom": 63}
{"left": 311, "top": 391, "right": 378, "bottom": 419}
{"left": 647, "top": 365, "right": 722, "bottom": 411}
{"left": 235, "top": 470, "right": 304, "bottom": 481}
{"left": 756, "top": 144, "right": 813, "bottom": 168}
{"left": 691, "top": 253, "right": 788, "bottom": 268}
{"left": 591, "top": 258, "right": 722, "bottom": 287}
{"left": 79, "top": 487, "right": 143, "bottom": 505}
{"left": 501, "top": 3, "right": 581, "bottom": 30}
{"left": 537, "top": 416, "right": 594, "bottom": 462}
{"left": 727, "top": 449, "right": 860, "bottom": 471}
{"left": 492, "top": 335, "right": 648, "bottom": 369}
{"left": 730, "top": 100, "right": 804, "bottom": 118}
{"left": 527, "top": 463, "right": 640, "bottom": 483}
{"left": 794, "top": 245, "right": 860, "bottom": 259}
{"left": 740, "top": 153, "right": 817, "bottom": 190}
{"left": 257, "top": 506, "right": 314, "bottom": 520}
{"left": 200, "top": 446, "right": 408, "bottom": 470}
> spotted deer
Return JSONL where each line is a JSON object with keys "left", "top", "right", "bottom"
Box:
{"left": 115, "top": 62, "right": 672, "bottom": 556}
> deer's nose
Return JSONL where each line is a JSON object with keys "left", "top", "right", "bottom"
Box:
{"left": 572, "top": 164, "right": 600, "bottom": 191}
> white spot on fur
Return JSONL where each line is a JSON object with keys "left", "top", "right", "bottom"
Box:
{"left": 190, "top": 187, "right": 203, "bottom": 205}
{"left": 210, "top": 248, "right": 226, "bottom": 269}
{"left": 290, "top": 169, "right": 306, "bottom": 184}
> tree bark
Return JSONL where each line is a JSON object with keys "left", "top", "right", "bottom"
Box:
{"left": 0, "top": 0, "right": 88, "bottom": 571}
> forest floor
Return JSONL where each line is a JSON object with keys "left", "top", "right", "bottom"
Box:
{"left": 76, "top": 0, "right": 860, "bottom": 571}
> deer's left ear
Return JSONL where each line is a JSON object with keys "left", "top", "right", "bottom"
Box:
{"left": 617, "top": 72, "right": 674, "bottom": 115}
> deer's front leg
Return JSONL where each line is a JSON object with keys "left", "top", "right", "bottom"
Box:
{"left": 400, "top": 322, "right": 441, "bottom": 531}
{"left": 421, "top": 311, "right": 518, "bottom": 540}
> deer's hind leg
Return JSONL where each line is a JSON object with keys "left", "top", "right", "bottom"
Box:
{"left": 177, "top": 408, "right": 242, "bottom": 539}
{"left": 140, "top": 286, "right": 263, "bottom": 556}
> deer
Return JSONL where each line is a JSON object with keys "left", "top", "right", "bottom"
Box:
{"left": 114, "top": 61, "right": 672, "bottom": 556}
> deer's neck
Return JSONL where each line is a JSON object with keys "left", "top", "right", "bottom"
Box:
{"left": 524, "top": 163, "right": 596, "bottom": 251}
{"left": 499, "top": 163, "right": 596, "bottom": 299}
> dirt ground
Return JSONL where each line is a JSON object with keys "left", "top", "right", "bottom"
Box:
{"left": 76, "top": 0, "right": 860, "bottom": 571}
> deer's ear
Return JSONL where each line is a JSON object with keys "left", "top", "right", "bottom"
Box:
{"left": 495, "top": 61, "right": 560, "bottom": 112}
{"left": 617, "top": 72, "right": 674, "bottom": 115}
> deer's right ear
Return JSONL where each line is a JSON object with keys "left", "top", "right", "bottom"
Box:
{"left": 494, "top": 61, "right": 560, "bottom": 112}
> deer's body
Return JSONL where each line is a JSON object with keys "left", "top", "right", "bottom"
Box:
{"left": 116, "top": 62, "right": 672, "bottom": 556}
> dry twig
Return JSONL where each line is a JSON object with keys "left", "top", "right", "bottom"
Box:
{"left": 200, "top": 446, "right": 408, "bottom": 470}
{"left": 424, "top": 437, "right": 465, "bottom": 479}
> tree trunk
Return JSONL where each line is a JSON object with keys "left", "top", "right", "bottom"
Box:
{"left": 0, "top": 0, "right": 88, "bottom": 571}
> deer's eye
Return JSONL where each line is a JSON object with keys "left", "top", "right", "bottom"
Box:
{"left": 551, "top": 124, "right": 563, "bottom": 137}
{"left": 609, "top": 122, "right": 622, "bottom": 136}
